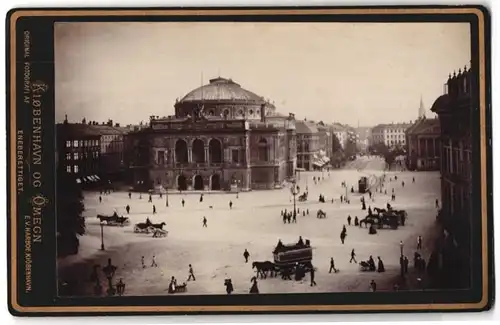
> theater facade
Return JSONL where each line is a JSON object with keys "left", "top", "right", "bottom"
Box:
{"left": 127, "top": 77, "right": 297, "bottom": 192}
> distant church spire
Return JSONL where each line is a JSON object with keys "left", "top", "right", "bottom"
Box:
{"left": 418, "top": 95, "right": 426, "bottom": 119}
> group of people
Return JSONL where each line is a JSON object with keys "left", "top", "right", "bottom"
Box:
{"left": 281, "top": 209, "right": 297, "bottom": 223}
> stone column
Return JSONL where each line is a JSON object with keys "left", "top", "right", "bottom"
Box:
{"left": 188, "top": 146, "right": 193, "bottom": 163}
{"left": 204, "top": 146, "right": 209, "bottom": 163}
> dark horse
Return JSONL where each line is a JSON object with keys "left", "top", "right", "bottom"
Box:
{"left": 252, "top": 261, "right": 277, "bottom": 279}
{"left": 152, "top": 222, "right": 166, "bottom": 230}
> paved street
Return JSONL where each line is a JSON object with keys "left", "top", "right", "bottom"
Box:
{"left": 59, "top": 156, "right": 441, "bottom": 296}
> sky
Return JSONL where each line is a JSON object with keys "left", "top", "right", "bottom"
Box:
{"left": 55, "top": 22, "right": 471, "bottom": 127}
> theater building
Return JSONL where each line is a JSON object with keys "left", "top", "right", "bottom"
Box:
{"left": 127, "top": 77, "right": 297, "bottom": 191}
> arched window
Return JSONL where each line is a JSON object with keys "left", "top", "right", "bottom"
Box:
{"left": 209, "top": 139, "right": 223, "bottom": 163}
{"left": 175, "top": 139, "right": 188, "bottom": 164}
{"left": 191, "top": 139, "right": 205, "bottom": 163}
{"left": 258, "top": 138, "right": 268, "bottom": 161}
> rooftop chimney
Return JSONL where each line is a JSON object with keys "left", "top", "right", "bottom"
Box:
{"left": 260, "top": 104, "right": 266, "bottom": 122}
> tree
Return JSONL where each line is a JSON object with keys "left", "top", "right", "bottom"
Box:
{"left": 332, "top": 133, "right": 342, "bottom": 154}
{"left": 57, "top": 170, "right": 85, "bottom": 257}
{"left": 344, "top": 131, "right": 359, "bottom": 158}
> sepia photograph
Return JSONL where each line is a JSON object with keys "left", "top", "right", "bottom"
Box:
{"left": 53, "top": 21, "right": 473, "bottom": 298}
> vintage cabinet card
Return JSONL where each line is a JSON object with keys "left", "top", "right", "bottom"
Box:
{"left": 6, "top": 6, "right": 494, "bottom": 315}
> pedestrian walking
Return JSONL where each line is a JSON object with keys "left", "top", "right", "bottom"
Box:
{"left": 229, "top": 201, "right": 233, "bottom": 209}
{"left": 148, "top": 194, "right": 152, "bottom": 203}
{"left": 224, "top": 278, "right": 234, "bottom": 294}
{"left": 153, "top": 205, "right": 156, "bottom": 214}
{"left": 310, "top": 266, "right": 317, "bottom": 286}
{"left": 402, "top": 181, "right": 405, "bottom": 188}
{"left": 187, "top": 264, "right": 196, "bottom": 281}
{"left": 249, "top": 276, "right": 259, "bottom": 294}
{"left": 435, "top": 199, "right": 439, "bottom": 208}
{"left": 329, "top": 257, "right": 338, "bottom": 273}
{"left": 377, "top": 256, "right": 385, "bottom": 272}
{"left": 125, "top": 204, "right": 130, "bottom": 214}
{"left": 403, "top": 256, "right": 409, "bottom": 274}
{"left": 412, "top": 177, "right": 415, "bottom": 183}
{"left": 417, "top": 236, "right": 423, "bottom": 250}
{"left": 159, "top": 192, "right": 162, "bottom": 198}
{"left": 369, "top": 280, "right": 377, "bottom": 292}
{"left": 99, "top": 196, "right": 102, "bottom": 203}
{"left": 141, "top": 256, "right": 145, "bottom": 268}
{"left": 151, "top": 255, "right": 158, "bottom": 267}
{"left": 307, "top": 209, "right": 309, "bottom": 215}
{"left": 354, "top": 216, "right": 359, "bottom": 226}
{"left": 340, "top": 195, "right": 343, "bottom": 203}
{"left": 340, "top": 229, "right": 347, "bottom": 245}
{"left": 292, "top": 213, "right": 297, "bottom": 223}
{"left": 128, "top": 192, "right": 131, "bottom": 199}
{"left": 347, "top": 215, "right": 352, "bottom": 226}
{"left": 350, "top": 249, "right": 357, "bottom": 263}
{"left": 282, "top": 213, "right": 287, "bottom": 224}
{"left": 202, "top": 217, "right": 207, "bottom": 227}
{"left": 200, "top": 194, "right": 203, "bottom": 202}
{"left": 243, "top": 249, "right": 250, "bottom": 263}
{"left": 182, "top": 198, "right": 185, "bottom": 207}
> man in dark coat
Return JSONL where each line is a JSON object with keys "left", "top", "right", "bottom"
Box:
{"left": 354, "top": 216, "right": 359, "bottom": 226}
{"left": 403, "top": 256, "right": 409, "bottom": 274}
{"left": 347, "top": 215, "right": 352, "bottom": 226}
{"left": 224, "top": 279, "right": 234, "bottom": 294}
{"left": 329, "top": 257, "right": 338, "bottom": 273}
{"left": 243, "top": 249, "right": 250, "bottom": 263}
{"left": 125, "top": 205, "right": 130, "bottom": 214}
{"left": 182, "top": 198, "right": 185, "bottom": 207}
{"left": 310, "top": 267, "right": 317, "bottom": 286}
{"left": 350, "top": 249, "right": 357, "bottom": 263}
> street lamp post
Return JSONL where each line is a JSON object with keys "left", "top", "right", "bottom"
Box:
{"left": 291, "top": 180, "right": 298, "bottom": 217}
{"left": 100, "top": 221, "right": 105, "bottom": 250}
{"left": 165, "top": 182, "right": 169, "bottom": 207}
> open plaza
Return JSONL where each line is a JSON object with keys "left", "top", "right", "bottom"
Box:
{"left": 58, "top": 156, "right": 441, "bottom": 296}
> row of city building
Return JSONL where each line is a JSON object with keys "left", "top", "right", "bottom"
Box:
{"left": 56, "top": 77, "right": 362, "bottom": 192}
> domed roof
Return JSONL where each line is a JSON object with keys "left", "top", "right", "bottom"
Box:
{"left": 430, "top": 94, "right": 451, "bottom": 113}
{"left": 179, "top": 77, "right": 266, "bottom": 104}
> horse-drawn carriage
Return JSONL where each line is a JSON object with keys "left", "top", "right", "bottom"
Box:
{"left": 97, "top": 212, "right": 130, "bottom": 227}
{"left": 134, "top": 218, "right": 167, "bottom": 234}
{"left": 360, "top": 213, "right": 399, "bottom": 229}
{"left": 273, "top": 239, "right": 313, "bottom": 267}
{"left": 298, "top": 192, "right": 308, "bottom": 202}
{"left": 251, "top": 239, "right": 313, "bottom": 280}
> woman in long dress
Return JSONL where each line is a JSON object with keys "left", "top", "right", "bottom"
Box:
{"left": 377, "top": 256, "right": 385, "bottom": 272}
{"left": 249, "top": 276, "right": 259, "bottom": 294}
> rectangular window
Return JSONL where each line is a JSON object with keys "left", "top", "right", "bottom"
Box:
{"left": 157, "top": 150, "right": 165, "bottom": 165}
{"left": 84, "top": 140, "right": 88, "bottom": 146}
{"left": 232, "top": 149, "right": 239, "bottom": 163}
{"left": 66, "top": 153, "right": 71, "bottom": 160}
{"left": 80, "top": 140, "right": 83, "bottom": 147}
{"left": 73, "top": 152, "right": 79, "bottom": 160}
{"left": 66, "top": 165, "right": 71, "bottom": 173}
{"left": 66, "top": 140, "right": 71, "bottom": 148}
{"left": 74, "top": 165, "right": 79, "bottom": 173}
{"left": 73, "top": 140, "right": 79, "bottom": 147}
